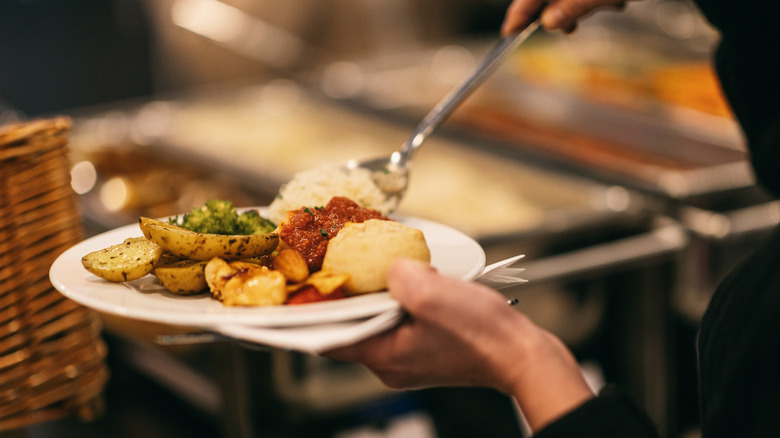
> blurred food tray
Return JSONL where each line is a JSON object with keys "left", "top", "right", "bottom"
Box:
{"left": 307, "top": 7, "right": 751, "bottom": 202}
{"left": 67, "top": 81, "right": 651, "bottom": 242}
{"left": 448, "top": 75, "right": 750, "bottom": 201}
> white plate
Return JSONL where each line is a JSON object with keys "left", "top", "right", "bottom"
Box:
{"left": 50, "top": 213, "right": 485, "bottom": 327}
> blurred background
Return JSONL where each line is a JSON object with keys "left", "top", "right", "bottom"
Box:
{"left": 2, "top": 1, "right": 778, "bottom": 437}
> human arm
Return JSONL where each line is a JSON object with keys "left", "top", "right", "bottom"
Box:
{"left": 501, "top": 0, "right": 635, "bottom": 36}
{"left": 325, "top": 258, "right": 595, "bottom": 432}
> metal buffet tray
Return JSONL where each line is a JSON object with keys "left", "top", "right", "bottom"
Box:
{"left": 66, "top": 81, "right": 651, "bottom": 242}
{"left": 675, "top": 191, "right": 780, "bottom": 321}
{"left": 334, "top": 63, "right": 750, "bottom": 203}
{"left": 305, "top": 7, "right": 750, "bottom": 204}
{"left": 447, "top": 77, "right": 752, "bottom": 202}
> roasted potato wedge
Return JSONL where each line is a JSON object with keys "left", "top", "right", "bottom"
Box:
{"left": 273, "top": 249, "right": 309, "bottom": 283}
{"left": 302, "top": 269, "right": 350, "bottom": 296}
{"left": 154, "top": 259, "right": 208, "bottom": 295}
{"left": 205, "top": 258, "right": 286, "bottom": 306}
{"left": 81, "top": 237, "right": 163, "bottom": 282}
{"left": 139, "top": 217, "right": 279, "bottom": 261}
{"left": 158, "top": 252, "right": 185, "bottom": 266}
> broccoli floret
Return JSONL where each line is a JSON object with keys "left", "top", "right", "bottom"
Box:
{"left": 170, "top": 199, "right": 276, "bottom": 235}
{"left": 235, "top": 209, "right": 276, "bottom": 235}
{"left": 174, "top": 200, "right": 235, "bottom": 234}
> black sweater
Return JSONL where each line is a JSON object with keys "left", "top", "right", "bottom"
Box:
{"left": 534, "top": 0, "right": 780, "bottom": 436}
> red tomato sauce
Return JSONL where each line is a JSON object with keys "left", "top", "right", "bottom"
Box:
{"left": 279, "top": 196, "right": 387, "bottom": 271}
{"left": 286, "top": 285, "right": 346, "bottom": 305}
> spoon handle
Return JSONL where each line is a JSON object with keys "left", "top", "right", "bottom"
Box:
{"left": 399, "top": 19, "right": 541, "bottom": 165}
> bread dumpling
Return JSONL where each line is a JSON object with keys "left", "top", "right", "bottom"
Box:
{"left": 322, "top": 219, "right": 431, "bottom": 294}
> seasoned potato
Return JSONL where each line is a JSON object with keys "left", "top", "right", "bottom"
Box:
{"left": 158, "top": 252, "right": 185, "bottom": 266}
{"left": 205, "top": 259, "right": 287, "bottom": 306}
{"left": 81, "top": 237, "right": 163, "bottom": 282}
{"left": 139, "top": 217, "right": 279, "bottom": 261}
{"left": 303, "top": 269, "right": 350, "bottom": 295}
{"left": 273, "top": 249, "right": 309, "bottom": 283}
{"left": 154, "top": 259, "right": 208, "bottom": 295}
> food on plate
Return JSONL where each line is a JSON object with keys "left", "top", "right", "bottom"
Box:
{"left": 139, "top": 216, "right": 279, "bottom": 261}
{"left": 204, "top": 252, "right": 351, "bottom": 306}
{"left": 204, "top": 258, "right": 287, "bottom": 306}
{"left": 285, "top": 285, "right": 345, "bottom": 305}
{"left": 81, "top": 237, "right": 163, "bottom": 282}
{"left": 272, "top": 248, "right": 309, "bottom": 283}
{"left": 279, "top": 196, "right": 387, "bottom": 270}
{"left": 266, "top": 164, "right": 394, "bottom": 224}
{"left": 323, "top": 219, "right": 431, "bottom": 293}
{"left": 284, "top": 269, "right": 351, "bottom": 305}
{"left": 170, "top": 199, "right": 275, "bottom": 235}
{"left": 153, "top": 259, "right": 208, "bottom": 295}
{"left": 82, "top": 194, "right": 432, "bottom": 307}
{"left": 297, "top": 269, "right": 351, "bottom": 296}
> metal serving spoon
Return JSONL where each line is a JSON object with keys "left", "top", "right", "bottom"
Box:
{"left": 345, "top": 19, "right": 541, "bottom": 213}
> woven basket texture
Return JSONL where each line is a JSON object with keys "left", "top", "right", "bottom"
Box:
{"left": 0, "top": 117, "right": 108, "bottom": 431}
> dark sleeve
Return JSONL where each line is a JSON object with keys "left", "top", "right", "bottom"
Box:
{"left": 697, "top": 224, "right": 780, "bottom": 438}
{"left": 532, "top": 385, "right": 659, "bottom": 438}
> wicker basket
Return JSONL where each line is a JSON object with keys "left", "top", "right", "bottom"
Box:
{"left": 0, "top": 117, "right": 109, "bottom": 431}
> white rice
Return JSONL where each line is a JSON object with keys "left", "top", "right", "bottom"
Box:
{"left": 266, "top": 164, "right": 392, "bottom": 224}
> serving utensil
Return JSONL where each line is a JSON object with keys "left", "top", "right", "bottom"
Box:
{"left": 346, "top": 19, "right": 541, "bottom": 213}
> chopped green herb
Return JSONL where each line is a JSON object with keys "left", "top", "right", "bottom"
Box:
{"left": 320, "top": 228, "right": 328, "bottom": 238}
{"left": 304, "top": 207, "right": 314, "bottom": 217}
